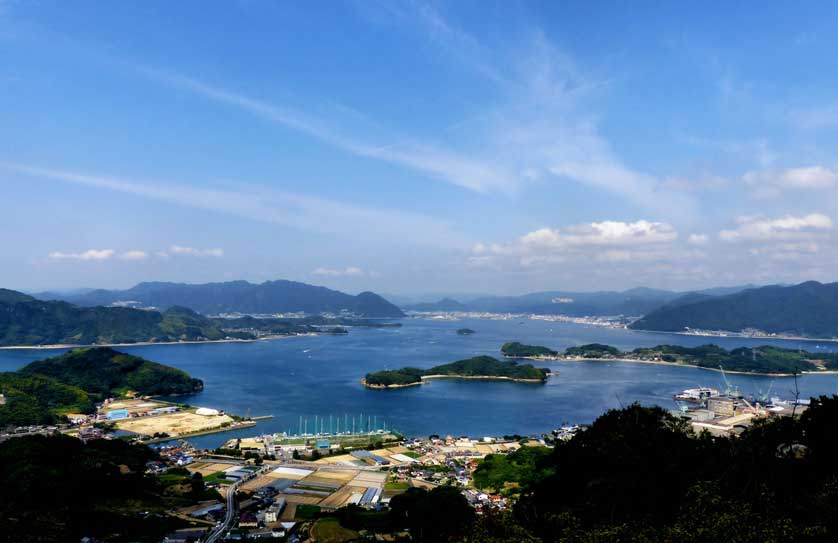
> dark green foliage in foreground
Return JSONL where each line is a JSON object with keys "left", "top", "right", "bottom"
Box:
{"left": 630, "top": 280, "right": 838, "bottom": 338}
{"left": 389, "top": 486, "right": 475, "bottom": 543}
{"left": 563, "top": 343, "right": 621, "bottom": 358}
{"left": 0, "top": 289, "right": 253, "bottom": 346}
{"left": 0, "top": 348, "right": 202, "bottom": 426}
{"left": 473, "top": 445, "right": 553, "bottom": 492}
{"left": 501, "top": 341, "right": 558, "bottom": 358}
{"left": 19, "top": 347, "right": 203, "bottom": 397}
{"left": 464, "top": 397, "right": 838, "bottom": 542}
{"left": 0, "top": 434, "right": 190, "bottom": 542}
{"left": 364, "top": 356, "right": 549, "bottom": 386}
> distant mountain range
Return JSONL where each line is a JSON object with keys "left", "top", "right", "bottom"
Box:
{"left": 630, "top": 281, "right": 838, "bottom": 338}
{"left": 0, "top": 289, "right": 250, "bottom": 346}
{"left": 36, "top": 279, "right": 405, "bottom": 318}
{"left": 402, "top": 285, "right": 756, "bottom": 317}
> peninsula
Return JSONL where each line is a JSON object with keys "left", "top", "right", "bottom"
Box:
{"left": 559, "top": 343, "right": 838, "bottom": 375}
{"left": 0, "top": 347, "right": 202, "bottom": 426}
{"left": 363, "top": 355, "right": 550, "bottom": 388}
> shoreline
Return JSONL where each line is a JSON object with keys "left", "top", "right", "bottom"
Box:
{"left": 0, "top": 333, "right": 318, "bottom": 351}
{"left": 140, "top": 420, "right": 258, "bottom": 444}
{"left": 632, "top": 328, "right": 838, "bottom": 344}
{"left": 503, "top": 354, "right": 561, "bottom": 362}
{"left": 361, "top": 373, "right": 551, "bottom": 389}
{"left": 558, "top": 356, "right": 838, "bottom": 377}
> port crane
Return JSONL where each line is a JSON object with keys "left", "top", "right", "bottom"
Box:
{"left": 755, "top": 380, "right": 775, "bottom": 404}
{"left": 718, "top": 365, "right": 741, "bottom": 398}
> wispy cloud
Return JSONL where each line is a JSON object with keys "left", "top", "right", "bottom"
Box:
{"left": 135, "top": 67, "right": 515, "bottom": 193}
{"left": 312, "top": 266, "right": 367, "bottom": 277}
{"left": 788, "top": 103, "right": 838, "bottom": 131}
{"left": 170, "top": 245, "right": 223, "bottom": 257}
{"left": 118, "top": 250, "right": 148, "bottom": 260}
{"left": 0, "top": 162, "right": 467, "bottom": 249}
{"left": 126, "top": 10, "right": 694, "bottom": 215}
{"left": 48, "top": 249, "right": 115, "bottom": 261}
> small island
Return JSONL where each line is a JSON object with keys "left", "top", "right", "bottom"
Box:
{"left": 501, "top": 341, "right": 559, "bottom": 360}
{"left": 363, "top": 355, "right": 550, "bottom": 388}
{"left": 457, "top": 328, "right": 476, "bottom": 336}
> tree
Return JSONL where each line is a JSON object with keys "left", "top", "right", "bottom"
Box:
{"left": 390, "top": 486, "right": 474, "bottom": 542}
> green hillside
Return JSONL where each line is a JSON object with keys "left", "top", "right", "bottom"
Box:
{"left": 631, "top": 281, "right": 838, "bottom": 338}
{"left": 0, "top": 289, "right": 253, "bottom": 346}
{"left": 0, "top": 347, "right": 202, "bottom": 426}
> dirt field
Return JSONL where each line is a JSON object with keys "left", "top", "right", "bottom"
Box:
{"left": 349, "top": 471, "right": 387, "bottom": 486}
{"left": 308, "top": 469, "right": 358, "bottom": 482}
{"left": 313, "top": 454, "right": 363, "bottom": 466}
{"left": 115, "top": 411, "right": 234, "bottom": 437}
{"left": 101, "top": 399, "right": 167, "bottom": 416}
{"left": 239, "top": 474, "right": 275, "bottom": 492}
{"left": 282, "top": 494, "right": 323, "bottom": 505}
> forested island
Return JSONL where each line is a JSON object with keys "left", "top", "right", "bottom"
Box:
{"left": 562, "top": 343, "right": 838, "bottom": 375}
{"left": 456, "top": 328, "right": 476, "bottom": 335}
{"left": 363, "top": 355, "right": 550, "bottom": 388}
{"left": 501, "top": 341, "right": 559, "bottom": 359}
{"left": 0, "top": 347, "right": 202, "bottom": 426}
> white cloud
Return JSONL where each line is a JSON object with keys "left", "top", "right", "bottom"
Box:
{"left": 519, "top": 220, "right": 677, "bottom": 249}
{"left": 48, "top": 249, "right": 115, "bottom": 261}
{"left": 170, "top": 245, "right": 224, "bottom": 257}
{"left": 118, "top": 250, "right": 148, "bottom": 260}
{"left": 471, "top": 220, "right": 679, "bottom": 272}
{"left": 313, "top": 266, "right": 366, "bottom": 277}
{"left": 719, "top": 213, "right": 832, "bottom": 242}
{"left": 743, "top": 166, "right": 837, "bottom": 197}
{"left": 688, "top": 233, "right": 709, "bottom": 245}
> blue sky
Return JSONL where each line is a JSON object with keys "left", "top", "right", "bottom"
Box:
{"left": 2, "top": 1, "right": 838, "bottom": 295}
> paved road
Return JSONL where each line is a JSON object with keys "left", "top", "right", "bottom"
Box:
{"left": 205, "top": 480, "right": 239, "bottom": 543}
{"left": 203, "top": 465, "right": 272, "bottom": 543}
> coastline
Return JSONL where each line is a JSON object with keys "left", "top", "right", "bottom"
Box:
{"left": 632, "top": 328, "right": 838, "bottom": 344}
{"left": 140, "top": 420, "right": 258, "bottom": 444}
{"left": 361, "top": 373, "right": 551, "bottom": 389}
{"left": 0, "top": 333, "right": 317, "bottom": 351}
{"left": 559, "top": 355, "right": 838, "bottom": 377}
{"left": 503, "top": 354, "right": 561, "bottom": 362}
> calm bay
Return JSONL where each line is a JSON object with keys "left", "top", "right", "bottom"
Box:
{"left": 2, "top": 317, "right": 837, "bottom": 448}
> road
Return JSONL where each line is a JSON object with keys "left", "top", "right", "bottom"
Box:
{"left": 205, "top": 480, "right": 240, "bottom": 543}
{"left": 203, "top": 464, "right": 272, "bottom": 543}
